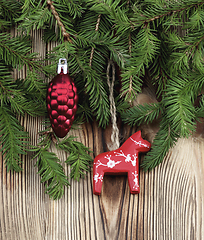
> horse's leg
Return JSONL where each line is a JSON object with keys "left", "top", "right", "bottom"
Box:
{"left": 93, "top": 169, "right": 105, "bottom": 195}
{"left": 127, "top": 170, "right": 140, "bottom": 194}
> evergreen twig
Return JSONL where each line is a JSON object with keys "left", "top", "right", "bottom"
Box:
{"left": 47, "top": 0, "right": 72, "bottom": 43}
{"left": 57, "top": 136, "right": 93, "bottom": 180}
{"left": 0, "top": 106, "right": 28, "bottom": 172}
{"left": 89, "top": 14, "right": 101, "bottom": 66}
{"left": 31, "top": 131, "right": 70, "bottom": 200}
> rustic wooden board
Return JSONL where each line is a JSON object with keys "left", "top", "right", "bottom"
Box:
{"left": 1, "top": 28, "right": 204, "bottom": 240}
{"left": 1, "top": 117, "right": 204, "bottom": 240}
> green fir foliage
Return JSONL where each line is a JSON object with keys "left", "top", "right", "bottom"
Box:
{"left": 121, "top": 102, "right": 161, "bottom": 126}
{"left": 30, "top": 129, "right": 92, "bottom": 200}
{"left": 31, "top": 131, "right": 70, "bottom": 200}
{"left": 57, "top": 136, "right": 93, "bottom": 180}
{"left": 140, "top": 116, "right": 179, "bottom": 172}
{"left": 0, "top": 105, "right": 28, "bottom": 172}
{"left": 0, "top": 61, "right": 45, "bottom": 171}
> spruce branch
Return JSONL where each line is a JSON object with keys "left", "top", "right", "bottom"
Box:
{"left": 0, "top": 105, "right": 29, "bottom": 172}
{"left": 34, "top": 148, "right": 70, "bottom": 200}
{"left": 86, "top": 0, "right": 134, "bottom": 31}
{"left": 85, "top": 69, "right": 110, "bottom": 127}
{"left": 17, "top": 5, "right": 51, "bottom": 33}
{"left": 141, "top": 116, "right": 179, "bottom": 171}
{"left": 121, "top": 102, "right": 161, "bottom": 126}
{"left": 47, "top": 0, "right": 72, "bottom": 43}
{"left": 0, "top": 33, "right": 43, "bottom": 70}
{"left": 172, "top": 71, "right": 204, "bottom": 102}
{"left": 196, "top": 95, "right": 204, "bottom": 118}
{"left": 8, "top": 94, "right": 43, "bottom": 117}
{"left": 132, "top": 0, "right": 204, "bottom": 26}
{"left": 120, "top": 27, "right": 160, "bottom": 100}
{"left": 0, "top": 61, "right": 16, "bottom": 94}
{"left": 19, "top": 69, "right": 47, "bottom": 96}
{"left": 89, "top": 14, "right": 101, "bottom": 66}
{"left": 149, "top": 31, "right": 171, "bottom": 96}
{"left": 31, "top": 131, "right": 70, "bottom": 200}
{"left": 59, "top": 0, "right": 84, "bottom": 18}
{"left": 0, "top": 62, "right": 46, "bottom": 116}
{"left": 164, "top": 75, "right": 197, "bottom": 138}
{"left": 127, "top": 33, "right": 133, "bottom": 101}
{"left": 30, "top": 129, "right": 93, "bottom": 199}
{"left": 57, "top": 136, "right": 93, "bottom": 180}
{"left": 170, "top": 30, "right": 204, "bottom": 74}
{"left": 0, "top": 0, "right": 22, "bottom": 27}
{"left": 115, "top": 94, "right": 130, "bottom": 115}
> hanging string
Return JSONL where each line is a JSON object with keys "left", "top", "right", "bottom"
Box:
{"left": 106, "top": 60, "right": 120, "bottom": 151}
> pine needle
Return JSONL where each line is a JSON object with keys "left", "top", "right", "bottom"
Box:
{"left": 0, "top": 106, "right": 29, "bottom": 172}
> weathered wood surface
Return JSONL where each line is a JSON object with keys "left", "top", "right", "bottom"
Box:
{"left": 1, "top": 118, "right": 204, "bottom": 240}
{"left": 1, "top": 29, "right": 204, "bottom": 240}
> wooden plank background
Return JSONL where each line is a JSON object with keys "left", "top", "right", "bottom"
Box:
{"left": 0, "top": 29, "right": 204, "bottom": 240}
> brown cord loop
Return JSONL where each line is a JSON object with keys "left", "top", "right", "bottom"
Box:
{"left": 107, "top": 60, "right": 120, "bottom": 151}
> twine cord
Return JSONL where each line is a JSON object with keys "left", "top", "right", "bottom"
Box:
{"left": 106, "top": 60, "right": 120, "bottom": 150}
{"left": 47, "top": 0, "right": 72, "bottom": 43}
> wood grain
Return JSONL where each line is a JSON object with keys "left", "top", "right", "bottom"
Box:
{"left": 1, "top": 118, "right": 204, "bottom": 240}
{"left": 1, "top": 29, "right": 204, "bottom": 240}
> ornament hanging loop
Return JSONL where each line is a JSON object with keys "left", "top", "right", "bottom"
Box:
{"left": 106, "top": 59, "right": 120, "bottom": 151}
{"left": 57, "top": 58, "right": 68, "bottom": 74}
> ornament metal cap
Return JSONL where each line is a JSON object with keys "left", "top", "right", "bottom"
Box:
{"left": 57, "top": 58, "right": 68, "bottom": 74}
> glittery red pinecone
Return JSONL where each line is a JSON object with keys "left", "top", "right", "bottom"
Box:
{"left": 46, "top": 72, "right": 78, "bottom": 138}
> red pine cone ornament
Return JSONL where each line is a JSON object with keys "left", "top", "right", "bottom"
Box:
{"left": 46, "top": 58, "right": 78, "bottom": 138}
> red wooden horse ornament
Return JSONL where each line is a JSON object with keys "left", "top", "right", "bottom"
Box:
{"left": 93, "top": 131, "right": 151, "bottom": 195}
